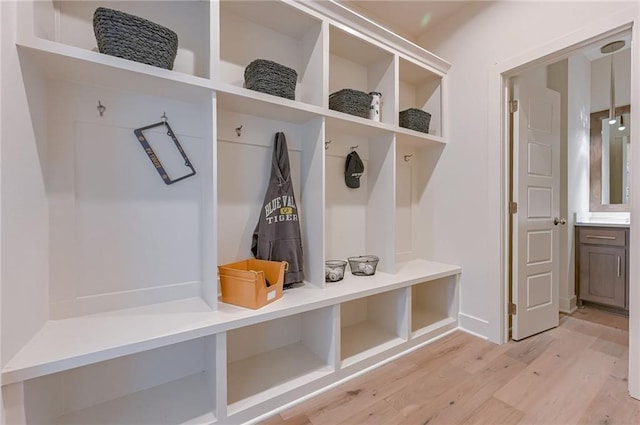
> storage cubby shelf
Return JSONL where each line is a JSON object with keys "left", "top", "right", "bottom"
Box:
{"left": 215, "top": 82, "right": 326, "bottom": 124}
{"left": 325, "top": 110, "right": 395, "bottom": 138}
{"left": 412, "top": 310, "right": 456, "bottom": 338}
{"left": 396, "top": 126, "right": 446, "bottom": 147}
{"left": 54, "top": 373, "right": 216, "bottom": 425}
{"left": 18, "top": 38, "right": 447, "bottom": 145}
{"left": 17, "top": 38, "right": 213, "bottom": 103}
{"left": 1, "top": 298, "right": 216, "bottom": 385}
{"left": 2, "top": 259, "right": 459, "bottom": 385}
{"left": 341, "top": 322, "right": 404, "bottom": 366}
{"left": 227, "top": 343, "right": 332, "bottom": 414}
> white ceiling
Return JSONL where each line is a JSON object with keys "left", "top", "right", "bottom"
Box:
{"left": 340, "top": 1, "right": 631, "bottom": 63}
{"left": 582, "top": 32, "right": 632, "bottom": 61}
{"left": 339, "top": 1, "right": 474, "bottom": 42}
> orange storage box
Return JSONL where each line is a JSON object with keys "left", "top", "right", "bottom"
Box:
{"left": 218, "top": 259, "right": 287, "bottom": 309}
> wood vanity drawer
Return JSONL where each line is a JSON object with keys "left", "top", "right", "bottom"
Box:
{"left": 578, "top": 228, "right": 626, "bottom": 246}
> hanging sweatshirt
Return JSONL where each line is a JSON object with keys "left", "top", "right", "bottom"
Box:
{"left": 251, "top": 132, "right": 304, "bottom": 287}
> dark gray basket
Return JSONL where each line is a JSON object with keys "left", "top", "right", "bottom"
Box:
{"left": 329, "top": 89, "right": 372, "bottom": 119}
{"left": 93, "top": 7, "right": 178, "bottom": 70}
{"left": 244, "top": 59, "right": 297, "bottom": 100}
{"left": 399, "top": 108, "right": 431, "bottom": 133}
{"left": 347, "top": 255, "right": 379, "bottom": 276}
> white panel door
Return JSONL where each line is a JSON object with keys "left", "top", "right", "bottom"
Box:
{"left": 512, "top": 73, "right": 562, "bottom": 340}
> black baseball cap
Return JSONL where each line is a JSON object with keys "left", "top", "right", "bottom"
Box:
{"left": 345, "top": 151, "right": 364, "bottom": 188}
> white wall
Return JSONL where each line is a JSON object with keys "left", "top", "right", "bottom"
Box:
{"left": 592, "top": 48, "right": 631, "bottom": 112}
{"left": 1, "top": 0, "right": 50, "bottom": 366}
{"left": 567, "top": 53, "right": 592, "bottom": 310}
{"left": 547, "top": 59, "right": 572, "bottom": 313}
{"left": 417, "top": 1, "right": 638, "bottom": 343}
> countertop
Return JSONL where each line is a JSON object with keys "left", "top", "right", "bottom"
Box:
{"left": 575, "top": 221, "right": 629, "bottom": 228}
{"left": 574, "top": 212, "right": 630, "bottom": 228}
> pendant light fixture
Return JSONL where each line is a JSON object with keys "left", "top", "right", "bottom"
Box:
{"left": 600, "top": 40, "right": 626, "bottom": 125}
{"left": 619, "top": 114, "right": 626, "bottom": 131}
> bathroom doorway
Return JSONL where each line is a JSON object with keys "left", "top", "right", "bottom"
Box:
{"left": 491, "top": 17, "right": 638, "bottom": 398}
{"left": 508, "top": 31, "right": 632, "bottom": 340}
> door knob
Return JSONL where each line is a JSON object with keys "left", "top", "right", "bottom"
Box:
{"left": 553, "top": 217, "right": 567, "bottom": 225}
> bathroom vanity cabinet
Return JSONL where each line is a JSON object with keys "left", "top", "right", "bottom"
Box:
{"left": 576, "top": 225, "right": 629, "bottom": 311}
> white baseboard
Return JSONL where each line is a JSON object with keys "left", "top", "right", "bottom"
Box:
{"left": 458, "top": 312, "right": 490, "bottom": 339}
{"left": 560, "top": 295, "right": 577, "bottom": 314}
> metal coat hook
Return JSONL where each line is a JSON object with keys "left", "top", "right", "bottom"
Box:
{"left": 97, "top": 101, "right": 106, "bottom": 117}
{"left": 350, "top": 145, "right": 359, "bottom": 151}
{"left": 325, "top": 140, "right": 332, "bottom": 150}
{"left": 404, "top": 154, "right": 414, "bottom": 162}
{"left": 235, "top": 125, "right": 243, "bottom": 137}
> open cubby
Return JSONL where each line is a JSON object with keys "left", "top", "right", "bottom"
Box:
{"left": 17, "top": 337, "right": 218, "bottom": 425}
{"left": 411, "top": 276, "right": 459, "bottom": 337}
{"left": 219, "top": 0, "right": 324, "bottom": 106}
{"left": 226, "top": 308, "right": 335, "bottom": 414}
{"left": 340, "top": 290, "right": 407, "bottom": 366}
{"left": 398, "top": 56, "right": 443, "bottom": 137}
{"left": 216, "top": 108, "right": 325, "bottom": 287}
{"left": 395, "top": 142, "right": 445, "bottom": 263}
{"left": 31, "top": 78, "right": 215, "bottom": 319}
{"left": 324, "top": 119, "right": 396, "bottom": 274}
{"left": 29, "top": 0, "right": 211, "bottom": 78}
{"left": 329, "top": 24, "right": 395, "bottom": 125}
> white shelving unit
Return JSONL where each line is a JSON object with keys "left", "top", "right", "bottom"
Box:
{"left": 340, "top": 289, "right": 407, "bottom": 367}
{"left": 226, "top": 309, "right": 334, "bottom": 415}
{"left": 1, "top": 1, "right": 459, "bottom": 424}
{"left": 411, "top": 276, "right": 459, "bottom": 337}
{"left": 21, "top": 337, "right": 219, "bottom": 425}
{"left": 218, "top": 0, "right": 324, "bottom": 107}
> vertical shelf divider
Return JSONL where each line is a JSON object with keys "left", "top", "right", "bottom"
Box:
{"left": 301, "top": 117, "right": 327, "bottom": 287}
{"left": 400, "top": 287, "right": 412, "bottom": 341}
{"left": 301, "top": 19, "right": 325, "bottom": 107}
{"left": 320, "top": 20, "right": 331, "bottom": 109}
{"left": 440, "top": 74, "right": 449, "bottom": 142}
{"left": 203, "top": 92, "right": 218, "bottom": 310}
{"left": 369, "top": 55, "right": 396, "bottom": 126}
{"left": 366, "top": 135, "right": 397, "bottom": 274}
{"left": 209, "top": 0, "right": 220, "bottom": 81}
{"left": 330, "top": 304, "right": 342, "bottom": 370}
{"left": 214, "top": 332, "right": 228, "bottom": 421}
{"left": 390, "top": 55, "right": 400, "bottom": 126}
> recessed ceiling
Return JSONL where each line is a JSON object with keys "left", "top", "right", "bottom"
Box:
{"left": 339, "top": 1, "right": 474, "bottom": 42}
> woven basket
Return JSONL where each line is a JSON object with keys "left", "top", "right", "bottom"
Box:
{"left": 93, "top": 7, "right": 178, "bottom": 70}
{"left": 399, "top": 108, "right": 431, "bottom": 133}
{"left": 244, "top": 59, "right": 297, "bottom": 100}
{"left": 347, "top": 255, "right": 379, "bottom": 276}
{"left": 329, "top": 89, "right": 372, "bottom": 119}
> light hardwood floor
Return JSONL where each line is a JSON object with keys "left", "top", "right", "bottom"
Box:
{"left": 259, "top": 307, "right": 640, "bottom": 425}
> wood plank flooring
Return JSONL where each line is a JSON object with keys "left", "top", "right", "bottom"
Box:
{"left": 259, "top": 307, "right": 640, "bottom": 425}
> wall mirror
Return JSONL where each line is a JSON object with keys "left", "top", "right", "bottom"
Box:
{"left": 590, "top": 105, "right": 631, "bottom": 212}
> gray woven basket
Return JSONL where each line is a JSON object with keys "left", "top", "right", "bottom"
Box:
{"left": 244, "top": 59, "right": 297, "bottom": 100}
{"left": 329, "top": 89, "right": 372, "bottom": 118}
{"left": 93, "top": 7, "right": 178, "bottom": 70}
{"left": 399, "top": 108, "right": 431, "bottom": 133}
